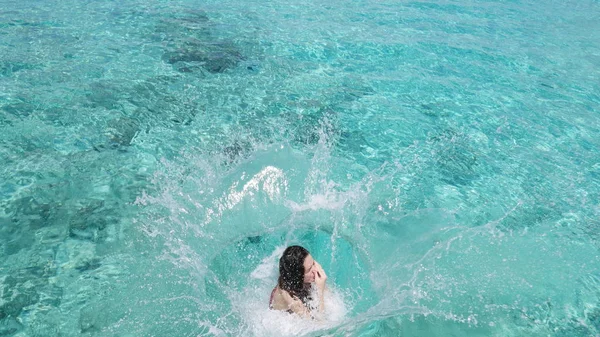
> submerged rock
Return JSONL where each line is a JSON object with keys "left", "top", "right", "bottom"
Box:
{"left": 78, "top": 297, "right": 128, "bottom": 334}
{"left": 152, "top": 9, "right": 218, "bottom": 66}
{"left": 92, "top": 117, "right": 140, "bottom": 151}
{"left": 246, "top": 235, "right": 262, "bottom": 244}
{"left": 429, "top": 129, "right": 479, "bottom": 186}
{"left": 8, "top": 196, "right": 55, "bottom": 230}
{"left": 153, "top": 10, "right": 211, "bottom": 40}
{"left": 1, "top": 101, "right": 36, "bottom": 118}
{"left": 222, "top": 140, "right": 253, "bottom": 164}
{"left": 339, "top": 130, "right": 370, "bottom": 153}
{"left": 0, "top": 317, "right": 23, "bottom": 336}
{"left": 0, "top": 61, "right": 37, "bottom": 77}
{"left": 163, "top": 40, "right": 244, "bottom": 74}
{"left": 290, "top": 108, "right": 339, "bottom": 145}
{"left": 337, "top": 78, "right": 376, "bottom": 102}
{"left": 68, "top": 199, "right": 117, "bottom": 242}
{"left": 2, "top": 233, "right": 34, "bottom": 256}
{"left": 0, "top": 284, "right": 40, "bottom": 319}
{"left": 39, "top": 284, "right": 63, "bottom": 308}
{"left": 418, "top": 100, "right": 458, "bottom": 118}
{"left": 79, "top": 305, "right": 100, "bottom": 334}
{"left": 126, "top": 77, "right": 200, "bottom": 128}
{"left": 588, "top": 307, "right": 600, "bottom": 331}
{"left": 85, "top": 81, "right": 122, "bottom": 110}
{"left": 74, "top": 258, "right": 101, "bottom": 272}
{"left": 108, "top": 117, "right": 139, "bottom": 146}
{"left": 0, "top": 195, "right": 53, "bottom": 254}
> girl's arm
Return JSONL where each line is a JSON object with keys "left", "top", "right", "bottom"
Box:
{"left": 280, "top": 290, "right": 311, "bottom": 318}
{"left": 314, "top": 262, "right": 327, "bottom": 313}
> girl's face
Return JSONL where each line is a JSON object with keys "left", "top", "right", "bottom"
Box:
{"left": 303, "top": 254, "right": 316, "bottom": 283}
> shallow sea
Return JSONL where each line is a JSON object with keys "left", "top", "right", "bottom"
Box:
{"left": 1, "top": 0, "right": 599, "bottom": 336}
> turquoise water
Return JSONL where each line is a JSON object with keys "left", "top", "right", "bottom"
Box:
{"left": 1, "top": 0, "right": 600, "bottom": 335}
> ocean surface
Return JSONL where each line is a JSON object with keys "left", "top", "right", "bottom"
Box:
{"left": 1, "top": 0, "right": 599, "bottom": 335}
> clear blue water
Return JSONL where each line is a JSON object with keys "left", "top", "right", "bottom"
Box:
{"left": 1, "top": 0, "right": 599, "bottom": 335}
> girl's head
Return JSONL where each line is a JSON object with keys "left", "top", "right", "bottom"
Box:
{"left": 278, "top": 245, "right": 315, "bottom": 300}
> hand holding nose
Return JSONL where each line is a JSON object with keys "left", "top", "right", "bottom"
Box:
{"left": 313, "top": 261, "right": 327, "bottom": 290}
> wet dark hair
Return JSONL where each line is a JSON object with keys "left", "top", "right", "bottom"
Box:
{"left": 278, "top": 245, "right": 311, "bottom": 302}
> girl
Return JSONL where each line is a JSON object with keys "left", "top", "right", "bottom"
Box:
{"left": 269, "top": 246, "right": 327, "bottom": 318}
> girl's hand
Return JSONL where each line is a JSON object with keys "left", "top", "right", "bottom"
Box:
{"left": 314, "top": 261, "right": 327, "bottom": 290}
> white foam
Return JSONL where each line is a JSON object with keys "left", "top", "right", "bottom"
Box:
{"left": 205, "top": 166, "right": 288, "bottom": 225}
{"left": 250, "top": 246, "right": 285, "bottom": 280}
{"left": 286, "top": 192, "right": 346, "bottom": 212}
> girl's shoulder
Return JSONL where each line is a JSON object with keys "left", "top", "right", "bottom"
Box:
{"left": 271, "top": 287, "right": 305, "bottom": 313}
{"left": 275, "top": 287, "right": 294, "bottom": 304}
